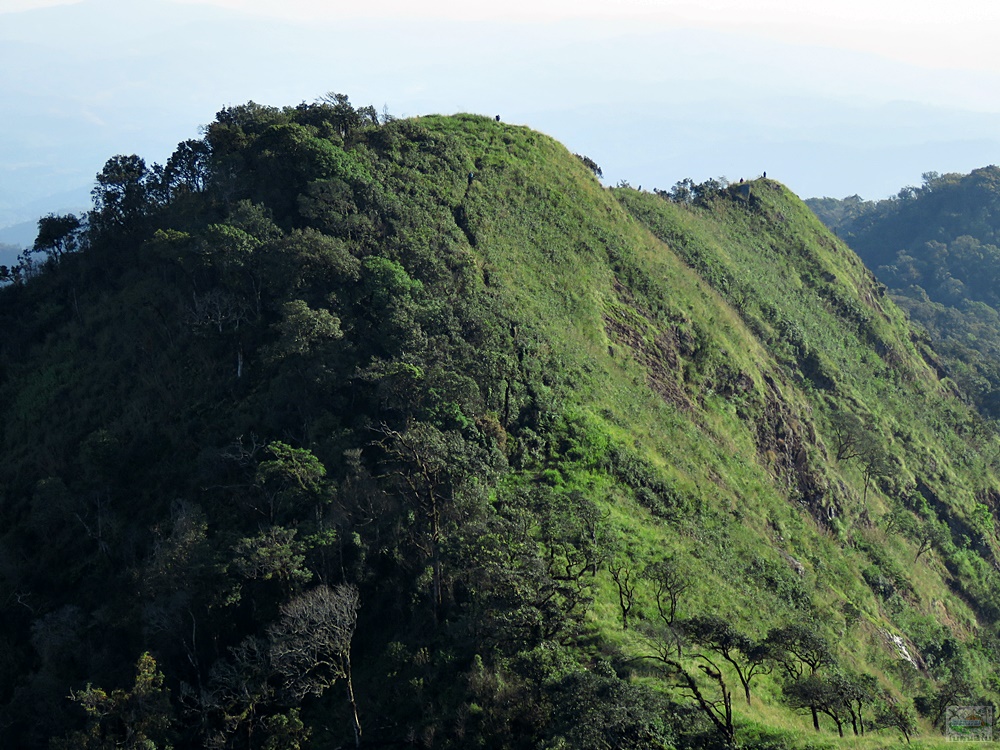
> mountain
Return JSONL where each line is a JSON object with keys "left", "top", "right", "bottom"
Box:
{"left": 807, "top": 167, "right": 1000, "bottom": 418}
{"left": 2, "top": 99, "right": 998, "bottom": 749}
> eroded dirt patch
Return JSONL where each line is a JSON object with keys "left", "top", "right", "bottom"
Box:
{"left": 603, "top": 280, "right": 692, "bottom": 412}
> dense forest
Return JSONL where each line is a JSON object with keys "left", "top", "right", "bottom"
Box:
{"left": 3, "top": 95, "right": 1000, "bottom": 749}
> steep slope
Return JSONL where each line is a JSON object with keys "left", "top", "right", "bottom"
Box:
{"left": 1, "top": 102, "right": 999, "bottom": 749}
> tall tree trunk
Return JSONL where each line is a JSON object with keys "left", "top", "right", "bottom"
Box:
{"left": 344, "top": 653, "right": 362, "bottom": 748}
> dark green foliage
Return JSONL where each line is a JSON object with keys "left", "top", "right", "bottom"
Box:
{"left": 574, "top": 153, "right": 603, "bottom": 178}
{"left": 782, "top": 674, "right": 846, "bottom": 735}
{"left": 90, "top": 154, "right": 157, "bottom": 239}
{"left": 541, "top": 663, "right": 676, "bottom": 750}
{"left": 743, "top": 556, "right": 811, "bottom": 611}
{"left": 51, "top": 653, "right": 175, "bottom": 750}
{"left": 32, "top": 213, "right": 84, "bottom": 261}
{"left": 639, "top": 644, "right": 736, "bottom": 747}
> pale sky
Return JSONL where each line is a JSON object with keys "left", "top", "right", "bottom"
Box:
{"left": 3, "top": 0, "right": 1000, "bottom": 246}
{"left": 3, "top": 0, "right": 1000, "bottom": 84}
{"left": 6, "top": 0, "right": 996, "bottom": 72}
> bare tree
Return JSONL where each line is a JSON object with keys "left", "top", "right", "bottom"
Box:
{"left": 829, "top": 411, "right": 866, "bottom": 462}
{"left": 204, "top": 636, "right": 272, "bottom": 748}
{"left": 200, "top": 585, "right": 363, "bottom": 749}
{"left": 187, "top": 289, "right": 251, "bottom": 335}
{"left": 268, "top": 584, "right": 362, "bottom": 747}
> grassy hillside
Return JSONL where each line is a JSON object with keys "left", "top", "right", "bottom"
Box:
{"left": 1, "top": 102, "right": 999, "bottom": 749}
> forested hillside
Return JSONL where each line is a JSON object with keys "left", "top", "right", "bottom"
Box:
{"left": 3, "top": 97, "right": 1000, "bottom": 749}
{"left": 807, "top": 167, "right": 1000, "bottom": 418}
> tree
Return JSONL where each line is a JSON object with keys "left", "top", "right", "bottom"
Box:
{"left": 765, "top": 623, "right": 833, "bottom": 681}
{"left": 784, "top": 670, "right": 878, "bottom": 737}
{"left": 372, "top": 422, "right": 481, "bottom": 621}
{"left": 53, "top": 653, "right": 174, "bottom": 750}
{"left": 318, "top": 92, "right": 375, "bottom": 139}
{"left": 692, "top": 177, "right": 727, "bottom": 203}
{"left": 574, "top": 154, "right": 603, "bottom": 178}
{"left": 829, "top": 411, "right": 867, "bottom": 462}
{"left": 266, "top": 300, "right": 343, "bottom": 363}
{"left": 90, "top": 154, "right": 155, "bottom": 238}
{"left": 267, "top": 584, "right": 362, "bottom": 747}
{"left": 682, "top": 615, "right": 772, "bottom": 706}
{"left": 783, "top": 674, "right": 848, "bottom": 735}
{"left": 914, "top": 671, "right": 977, "bottom": 728}
{"left": 254, "top": 441, "right": 331, "bottom": 525}
{"left": 640, "top": 640, "right": 736, "bottom": 746}
{"left": 162, "top": 139, "right": 211, "bottom": 199}
{"left": 202, "top": 585, "right": 361, "bottom": 749}
{"left": 881, "top": 499, "right": 914, "bottom": 536}
{"left": 535, "top": 491, "right": 609, "bottom": 621}
{"left": 643, "top": 556, "right": 689, "bottom": 626}
{"left": 638, "top": 556, "right": 689, "bottom": 659}
{"left": 542, "top": 663, "right": 675, "bottom": 749}
{"left": 32, "top": 213, "right": 84, "bottom": 261}
{"left": 203, "top": 636, "right": 273, "bottom": 748}
{"left": 231, "top": 526, "right": 312, "bottom": 591}
{"left": 608, "top": 560, "right": 637, "bottom": 630}
{"left": 859, "top": 441, "right": 894, "bottom": 502}
{"left": 828, "top": 670, "right": 878, "bottom": 736}
{"left": 913, "top": 517, "right": 950, "bottom": 562}
{"left": 668, "top": 178, "right": 695, "bottom": 204}
{"left": 766, "top": 623, "right": 833, "bottom": 730}
{"left": 826, "top": 412, "right": 895, "bottom": 500}
{"left": 873, "top": 700, "right": 917, "bottom": 744}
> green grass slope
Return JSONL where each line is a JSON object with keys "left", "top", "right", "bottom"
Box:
{"left": 1, "top": 104, "right": 999, "bottom": 749}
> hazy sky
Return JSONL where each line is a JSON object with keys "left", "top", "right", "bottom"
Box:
{"left": 134, "top": 0, "right": 1000, "bottom": 73}
{"left": 2, "top": 0, "right": 1000, "bottom": 248}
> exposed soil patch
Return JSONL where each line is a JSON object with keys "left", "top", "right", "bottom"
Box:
{"left": 604, "top": 315, "right": 691, "bottom": 412}
{"left": 756, "top": 373, "right": 827, "bottom": 513}
{"left": 606, "top": 279, "right": 829, "bottom": 520}
{"left": 604, "top": 279, "right": 692, "bottom": 412}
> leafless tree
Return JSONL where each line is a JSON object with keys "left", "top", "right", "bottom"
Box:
{"left": 268, "top": 584, "right": 362, "bottom": 747}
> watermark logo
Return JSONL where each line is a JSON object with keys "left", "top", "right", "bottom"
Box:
{"left": 946, "top": 706, "right": 993, "bottom": 741}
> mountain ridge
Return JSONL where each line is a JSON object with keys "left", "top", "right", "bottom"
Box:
{"left": 1, "top": 102, "right": 998, "bottom": 748}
